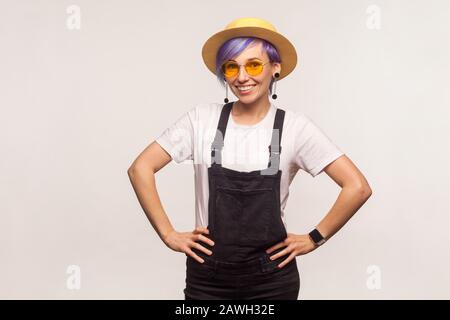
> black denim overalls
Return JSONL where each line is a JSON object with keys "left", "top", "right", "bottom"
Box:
{"left": 184, "top": 101, "right": 300, "bottom": 300}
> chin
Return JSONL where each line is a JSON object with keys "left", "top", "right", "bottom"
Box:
{"left": 239, "top": 97, "right": 257, "bottom": 104}
{"left": 238, "top": 93, "right": 263, "bottom": 103}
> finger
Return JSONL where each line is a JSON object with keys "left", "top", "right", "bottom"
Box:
{"left": 193, "top": 227, "right": 209, "bottom": 235}
{"left": 191, "top": 241, "right": 213, "bottom": 256}
{"left": 269, "top": 246, "right": 291, "bottom": 260}
{"left": 286, "top": 233, "right": 296, "bottom": 239}
{"left": 278, "top": 252, "right": 296, "bottom": 269}
{"left": 185, "top": 249, "right": 205, "bottom": 263}
{"left": 266, "top": 241, "right": 287, "bottom": 254}
{"left": 197, "top": 234, "right": 215, "bottom": 246}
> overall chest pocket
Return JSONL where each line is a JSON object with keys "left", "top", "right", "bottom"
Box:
{"left": 214, "top": 186, "right": 276, "bottom": 245}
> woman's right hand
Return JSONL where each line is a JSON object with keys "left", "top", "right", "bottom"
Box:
{"left": 163, "top": 227, "right": 215, "bottom": 263}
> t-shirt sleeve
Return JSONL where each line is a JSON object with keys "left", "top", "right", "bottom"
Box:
{"left": 155, "top": 106, "right": 196, "bottom": 164}
{"left": 293, "top": 113, "right": 344, "bottom": 177}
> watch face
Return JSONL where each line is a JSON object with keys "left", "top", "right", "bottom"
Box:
{"left": 309, "top": 229, "right": 324, "bottom": 245}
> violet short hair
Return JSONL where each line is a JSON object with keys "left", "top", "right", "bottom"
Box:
{"left": 215, "top": 37, "right": 281, "bottom": 95}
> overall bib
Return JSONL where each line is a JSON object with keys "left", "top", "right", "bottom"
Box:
{"left": 184, "top": 102, "right": 300, "bottom": 300}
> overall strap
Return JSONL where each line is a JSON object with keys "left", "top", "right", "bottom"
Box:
{"left": 262, "top": 108, "right": 285, "bottom": 175}
{"left": 211, "top": 102, "right": 233, "bottom": 165}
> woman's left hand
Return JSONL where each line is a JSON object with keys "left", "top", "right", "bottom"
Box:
{"left": 265, "top": 233, "right": 318, "bottom": 268}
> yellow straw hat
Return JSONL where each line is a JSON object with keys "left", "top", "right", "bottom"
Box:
{"left": 202, "top": 17, "right": 298, "bottom": 81}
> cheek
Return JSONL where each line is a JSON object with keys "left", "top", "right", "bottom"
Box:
{"left": 258, "top": 75, "right": 272, "bottom": 89}
{"left": 261, "top": 71, "right": 273, "bottom": 85}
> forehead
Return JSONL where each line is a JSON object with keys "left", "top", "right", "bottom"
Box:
{"left": 232, "top": 41, "right": 268, "bottom": 62}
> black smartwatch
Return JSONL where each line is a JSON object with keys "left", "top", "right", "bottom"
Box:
{"left": 308, "top": 228, "right": 326, "bottom": 246}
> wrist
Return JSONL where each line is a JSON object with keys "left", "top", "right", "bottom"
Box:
{"left": 307, "top": 233, "right": 319, "bottom": 248}
{"left": 308, "top": 227, "right": 326, "bottom": 247}
{"left": 161, "top": 228, "right": 176, "bottom": 244}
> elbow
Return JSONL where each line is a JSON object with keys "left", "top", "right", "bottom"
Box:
{"left": 127, "top": 162, "right": 154, "bottom": 178}
{"left": 127, "top": 163, "right": 140, "bottom": 178}
{"left": 364, "top": 188, "right": 372, "bottom": 199}
{"left": 346, "top": 181, "right": 372, "bottom": 199}
{"left": 359, "top": 185, "right": 372, "bottom": 199}
{"left": 127, "top": 165, "right": 136, "bottom": 179}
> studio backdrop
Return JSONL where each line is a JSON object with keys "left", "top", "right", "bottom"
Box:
{"left": 1, "top": 0, "right": 449, "bottom": 299}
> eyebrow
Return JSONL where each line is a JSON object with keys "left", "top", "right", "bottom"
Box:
{"left": 228, "top": 57, "right": 262, "bottom": 62}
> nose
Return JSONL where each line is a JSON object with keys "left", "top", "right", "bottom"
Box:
{"left": 237, "top": 65, "right": 250, "bottom": 82}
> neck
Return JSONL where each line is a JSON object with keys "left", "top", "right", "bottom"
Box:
{"left": 232, "top": 96, "right": 271, "bottom": 121}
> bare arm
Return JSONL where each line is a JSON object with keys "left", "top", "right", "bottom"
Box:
{"left": 316, "top": 154, "right": 372, "bottom": 241}
{"left": 267, "top": 154, "right": 372, "bottom": 268}
{"left": 127, "top": 141, "right": 174, "bottom": 241}
{"left": 127, "top": 141, "right": 214, "bottom": 263}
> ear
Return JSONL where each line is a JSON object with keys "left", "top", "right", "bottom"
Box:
{"left": 271, "top": 62, "right": 281, "bottom": 76}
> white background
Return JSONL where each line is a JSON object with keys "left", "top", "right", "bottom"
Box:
{"left": 1, "top": 0, "right": 449, "bottom": 299}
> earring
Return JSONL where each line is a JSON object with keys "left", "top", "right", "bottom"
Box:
{"left": 224, "top": 82, "right": 229, "bottom": 103}
{"left": 271, "top": 72, "right": 280, "bottom": 99}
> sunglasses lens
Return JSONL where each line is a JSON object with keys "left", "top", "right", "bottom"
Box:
{"left": 222, "top": 62, "right": 239, "bottom": 77}
{"left": 221, "top": 60, "right": 266, "bottom": 77}
{"left": 245, "top": 60, "right": 264, "bottom": 76}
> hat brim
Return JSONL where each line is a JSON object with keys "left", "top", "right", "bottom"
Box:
{"left": 202, "top": 26, "right": 298, "bottom": 81}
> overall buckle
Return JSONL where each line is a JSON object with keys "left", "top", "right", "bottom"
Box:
{"left": 268, "top": 145, "right": 282, "bottom": 155}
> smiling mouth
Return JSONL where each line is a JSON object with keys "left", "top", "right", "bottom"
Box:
{"left": 235, "top": 84, "right": 256, "bottom": 94}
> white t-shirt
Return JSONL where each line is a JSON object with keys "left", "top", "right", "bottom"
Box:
{"left": 155, "top": 102, "right": 345, "bottom": 229}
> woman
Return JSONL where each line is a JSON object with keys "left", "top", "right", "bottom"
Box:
{"left": 127, "top": 17, "right": 372, "bottom": 300}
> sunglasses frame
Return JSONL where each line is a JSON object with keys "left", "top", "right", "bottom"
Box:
{"left": 221, "top": 58, "right": 272, "bottom": 78}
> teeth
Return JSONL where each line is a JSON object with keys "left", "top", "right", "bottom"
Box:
{"left": 237, "top": 85, "right": 255, "bottom": 91}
